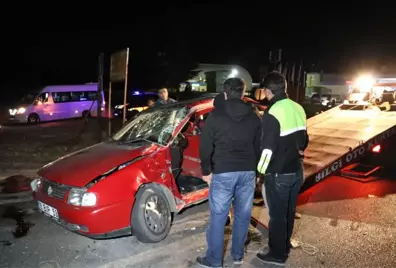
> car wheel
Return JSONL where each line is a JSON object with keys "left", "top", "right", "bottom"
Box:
{"left": 131, "top": 186, "right": 172, "bottom": 243}
{"left": 27, "top": 113, "right": 40, "bottom": 124}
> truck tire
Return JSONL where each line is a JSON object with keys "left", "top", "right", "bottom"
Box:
{"left": 131, "top": 186, "right": 172, "bottom": 243}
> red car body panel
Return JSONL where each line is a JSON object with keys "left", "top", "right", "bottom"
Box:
{"left": 38, "top": 142, "right": 156, "bottom": 187}
{"left": 33, "top": 95, "right": 266, "bottom": 238}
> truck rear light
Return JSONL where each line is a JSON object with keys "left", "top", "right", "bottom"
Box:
{"left": 372, "top": 145, "right": 381, "bottom": 153}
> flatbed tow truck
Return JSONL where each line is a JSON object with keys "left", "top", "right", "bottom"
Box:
{"left": 251, "top": 75, "right": 396, "bottom": 227}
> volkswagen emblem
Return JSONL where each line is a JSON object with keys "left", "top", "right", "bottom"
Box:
{"left": 47, "top": 186, "right": 53, "bottom": 195}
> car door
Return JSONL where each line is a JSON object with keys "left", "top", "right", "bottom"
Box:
{"left": 32, "top": 92, "right": 51, "bottom": 121}
{"left": 181, "top": 109, "right": 212, "bottom": 178}
{"left": 51, "top": 92, "right": 71, "bottom": 119}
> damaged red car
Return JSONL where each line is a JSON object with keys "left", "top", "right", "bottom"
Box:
{"left": 30, "top": 94, "right": 265, "bottom": 243}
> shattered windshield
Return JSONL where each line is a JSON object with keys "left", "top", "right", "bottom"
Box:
{"left": 112, "top": 106, "right": 189, "bottom": 146}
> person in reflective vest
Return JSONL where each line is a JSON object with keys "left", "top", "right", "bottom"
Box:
{"left": 256, "top": 71, "right": 309, "bottom": 266}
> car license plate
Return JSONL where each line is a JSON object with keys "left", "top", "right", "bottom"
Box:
{"left": 38, "top": 201, "right": 59, "bottom": 219}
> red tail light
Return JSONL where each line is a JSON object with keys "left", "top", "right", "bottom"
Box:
{"left": 372, "top": 144, "right": 381, "bottom": 153}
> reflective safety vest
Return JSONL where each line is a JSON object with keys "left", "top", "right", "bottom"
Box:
{"left": 257, "top": 98, "right": 307, "bottom": 175}
{"left": 268, "top": 98, "right": 307, "bottom": 137}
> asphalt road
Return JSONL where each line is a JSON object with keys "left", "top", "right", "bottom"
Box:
{"left": 1, "top": 117, "right": 396, "bottom": 268}
{"left": 1, "top": 174, "right": 396, "bottom": 268}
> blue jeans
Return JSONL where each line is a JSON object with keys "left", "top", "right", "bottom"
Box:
{"left": 265, "top": 165, "right": 304, "bottom": 259}
{"left": 205, "top": 171, "right": 256, "bottom": 266}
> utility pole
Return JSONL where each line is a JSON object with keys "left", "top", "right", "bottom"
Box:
{"left": 296, "top": 60, "right": 303, "bottom": 102}
{"left": 97, "top": 53, "right": 104, "bottom": 143}
{"left": 109, "top": 48, "right": 130, "bottom": 136}
{"left": 268, "top": 49, "right": 282, "bottom": 73}
{"left": 277, "top": 49, "right": 282, "bottom": 73}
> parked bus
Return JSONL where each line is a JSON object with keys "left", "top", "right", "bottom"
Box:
{"left": 9, "top": 83, "right": 104, "bottom": 124}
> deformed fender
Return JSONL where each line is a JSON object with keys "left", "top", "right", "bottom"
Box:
{"left": 136, "top": 183, "right": 178, "bottom": 212}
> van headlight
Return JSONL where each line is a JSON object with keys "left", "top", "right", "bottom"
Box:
{"left": 17, "top": 107, "right": 26, "bottom": 114}
{"left": 67, "top": 188, "right": 97, "bottom": 207}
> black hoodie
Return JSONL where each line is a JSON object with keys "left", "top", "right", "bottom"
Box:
{"left": 199, "top": 96, "right": 262, "bottom": 176}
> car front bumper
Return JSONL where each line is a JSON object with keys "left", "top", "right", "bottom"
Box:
{"left": 33, "top": 190, "right": 135, "bottom": 239}
{"left": 8, "top": 114, "right": 28, "bottom": 123}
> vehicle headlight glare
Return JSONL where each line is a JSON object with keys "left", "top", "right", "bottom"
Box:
{"left": 17, "top": 107, "right": 26, "bottom": 114}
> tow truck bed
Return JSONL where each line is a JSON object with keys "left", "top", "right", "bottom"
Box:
{"left": 252, "top": 106, "right": 396, "bottom": 228}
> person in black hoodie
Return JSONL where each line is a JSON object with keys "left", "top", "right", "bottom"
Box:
{"left": 196, "top": 78, "right": 261, "bottom": 268}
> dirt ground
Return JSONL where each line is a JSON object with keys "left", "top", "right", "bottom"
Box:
{"left": 0, "top": 118, "right": 122, "bottom": 172}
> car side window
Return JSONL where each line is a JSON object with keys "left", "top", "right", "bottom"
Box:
{"left": 192, "top": 112, "right": 210, "bottom": 135}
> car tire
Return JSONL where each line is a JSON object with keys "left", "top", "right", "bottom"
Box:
{"left": 131, "top": 186, "right": 172, "bottom": 243}
{"left": 27, "top": 113, "right": 40, "bottom": 124}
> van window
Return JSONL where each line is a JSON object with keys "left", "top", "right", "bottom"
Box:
{"left": 52, "top": 91, "right": 98, "bottom": 103}
{"left": 37, "top": 92, "right": 49, "bottom": 103}
{"left": 52, "top": 92, "right": 71, "bottom": 103}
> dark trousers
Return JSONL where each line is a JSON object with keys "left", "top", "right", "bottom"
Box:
{"left": 264, "top": 166, "right": 304, "bottom": 259}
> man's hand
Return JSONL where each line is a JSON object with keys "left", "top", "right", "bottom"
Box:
{"left": 256, "top": 176, "right": 261, "bottom": 183}
{"left": 202, "top": 173, "right": 212, "bottom": 184}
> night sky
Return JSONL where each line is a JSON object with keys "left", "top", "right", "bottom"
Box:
{"left": 2, "top": 4, "right": 395, "bottom": 94}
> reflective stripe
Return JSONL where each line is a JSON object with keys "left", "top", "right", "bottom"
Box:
{"left": 280, "top": 126, "right": 307, "bottom": 136}
{"left": 184, "top": 155, "right": 201, "bottom": 163}
{"left": 257, "top": 149, "right": 272, "bottom": 174}
{"left": 269, "top": 99, "right": 306, "bottom": 137}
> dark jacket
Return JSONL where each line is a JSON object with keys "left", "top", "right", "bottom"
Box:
{"left": 200, "top": 96, "right": 262, "bottom": 176}
{"left": 260, "top": 93, "right": 309, "bottom": 174}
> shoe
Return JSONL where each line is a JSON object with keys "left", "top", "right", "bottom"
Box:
{"left": 259, "top": 246, "right": 270, "bottom": 255}
{"left": 196, "top": 256, "right": 222, "bottom": 268}
{"left": 256, "top": 252, "right": 286, "bottom": 266}
{"left": 260, "top": 245, "right": 291, "bottom": 256}
{"left": 233, "top": 258, "right": 243, "bottom": 265}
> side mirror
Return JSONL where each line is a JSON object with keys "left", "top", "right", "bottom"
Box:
{"left": 192, "top": 126, "right": 201, "bottom": 136}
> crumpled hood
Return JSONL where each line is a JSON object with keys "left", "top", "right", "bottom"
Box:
{"left": 223, "top": 98, "right": 256, "bottom": 122}
{"left": 37, "top": 142, "right": 156, "bottom": 187}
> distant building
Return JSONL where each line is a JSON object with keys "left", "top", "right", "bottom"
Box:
{"left": 179, "top": 63, "right": 254, "bottom": 93}
{"left": 305, "top": 72, "right": 350, "bottom": 99}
